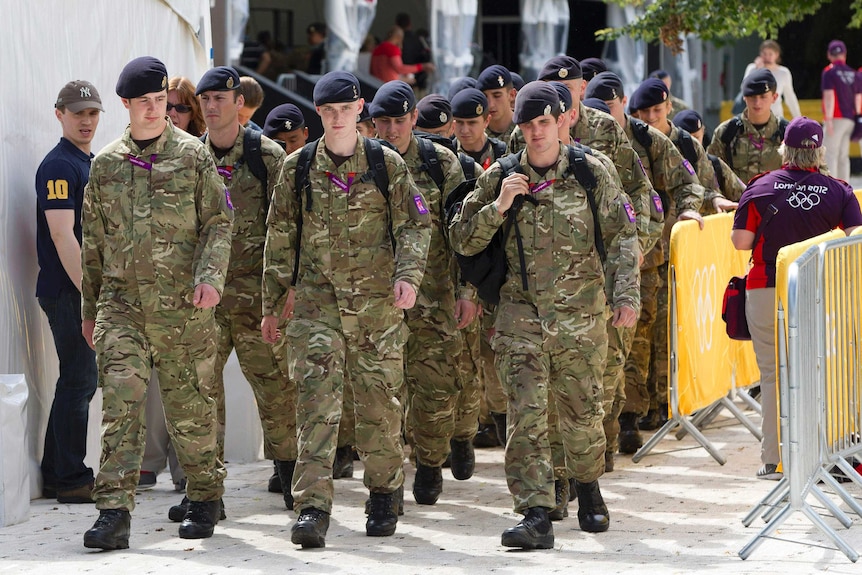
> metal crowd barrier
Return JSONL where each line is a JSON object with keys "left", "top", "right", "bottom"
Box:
{"left": 740, "top": 234, "right": 862, "bottom": 562}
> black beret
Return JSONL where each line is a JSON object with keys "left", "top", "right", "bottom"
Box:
{"left": 116, "top": 56, "right": 168, "bottom": 99}
{"left": 264, "top": 103, "right": 305, "bottom": 138}
{"left": 477, "top": 65, "right": 513, "bottom": 91}
{"left": 513, "top": 81, "right": 561, "bottom": 124}
{"left": 585, "top": 71, "right": 624, "bottom": 101}
{"left": 538, "top": 55, "right": 582, "bottom": 81}
{"left": 672, "top": 109, "right": 704, "bottom": 134}
{"left": 648, "top": 69, "right": 670, "bottom": 80}
{"left": 369, "top": 80, "right": 416, "bottom": 118}
{"left": 447, "top": 76, "right": 477, "bottom": 100}
{"left": 580, "top": 58, "right": 608, "bottom": 81}
{"left": 742, "top": 68, "right": 777, "bottom": 97}
{"left": 583, "top": 98, "right": 611, "bottom": 115}
{"left": 451, "top": 88, "right": 488, "bottom": 119}
{"left": 416, "top": 94, "right": 452, "bottom": 129}
{"left": 195, "top": 66, "right": 241, "bottom": 95}
{"left": 358, "top": 102, "right": 372, "bottom": 123}
{"left": 510, "top": 72, "right": 526, "bottom": 91}
{"left": 548, "top": 81, "right": 572, "bottom": 114}
{"left": 313, "top": 71, "right": 360, "bottom": 106}
{"left": 628, "top": 78, "right": 669, "bottom": 111}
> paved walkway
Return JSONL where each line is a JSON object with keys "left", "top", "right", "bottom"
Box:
{"left": 2, "top": 403, "right": 861, "bottom": 574}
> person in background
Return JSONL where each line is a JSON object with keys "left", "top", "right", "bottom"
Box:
{"left": 648, "top": 70, "right": 689, "bottom": 120}
{"left": 821, "top": 40, "right": 861, "bottom": 182}
{"left": 370, "top": 26, "right": 435, "bottom": 85}
{"left": 306, "top": 23, "right": 327, "bottom": 75}
{"left": 357, "top": 102, "right": 376, "bottom": 138}
{"left": 35, "top": 80, "right": 103, "bottom": 505}
{"left": 166, "top": 77, "right": 205, "bottom": 136}
{"left": 263, "top": 103, "right": 308, "bottom": 154}
{"left": 238, "top": 76, "right": 265, "bottom": 131}
{"left": 673, "top": 109, "right": 746, "bottom": 202}
{"left": 743, "top": 40, "right": 801, "bottom": 119}
{"left": 731, "top": 117, "right": 862, "bottom": 480}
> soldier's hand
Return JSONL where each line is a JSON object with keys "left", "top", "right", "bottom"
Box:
{"left": 496, "top": 173, "right": 529, "bottom": 215}
{"left": 193, "top": 283, "right": 221, "bottom": 309}
{"left": 454, "top": 298, "right": 478, "bottom": 329}
{"left": 677, "top": 209, "right": 704, "bottom": 230}
{"left": 393, "top": 280, "right": 417, "bottom": 309}
{"left": 261, "top": 314, "right": 280, "bottom": 343}
{"left": 713, "top": 197, "right": 738, "bottom": 213}
{"left": 82, "top": 319, "right": 95, "bottom": 350}
{"left": 612, "top": 305, "right": 638, "bottom": 328}
{"left": 280, "top": 288, "right": 296, "bottom": 319}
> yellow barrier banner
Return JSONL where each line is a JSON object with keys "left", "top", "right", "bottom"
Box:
{"left": 669, "top": 213, "right": 759, "bottom": 416}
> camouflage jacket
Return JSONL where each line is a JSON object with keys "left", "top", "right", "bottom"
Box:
{"left": 665, "top": 124, "right": 728, "bottom": 216}
{"left": 263, "top": 135, "right": 432, "bottom": 335}
{"left": 710, "top": 154, "right": 747, "bottom": 202}
{"left": 449, "top": 143, "right": 640, "bottom": 345}
{"left": 82, "top": 120, "right": 233, "bottom": 320}
{"left": 204, "top": 126, "right": 286, "bottom": 309}
{"left": 668, "top": 95, "right": 689, "bottom": 121}
{"left": 487, "top": 121, "right": 515, "bottom": 144}
{"left": 707, "top": 111, "right": 784, "bottom": 185}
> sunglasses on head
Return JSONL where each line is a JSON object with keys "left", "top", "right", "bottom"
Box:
{"left": 167, "top": 102, "right": 192, "bottom": 113}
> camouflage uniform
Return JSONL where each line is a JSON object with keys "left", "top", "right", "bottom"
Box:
{"left": 456, "top": 137, "right": 505, "bottom": 173}
{"left": 263, "top": 135, "right": 431, "bottom": 514}
{"left": 400, "top": 136, "right": 467, "bottom": 468}
{"left": 449, "top": 143, "right": 639, "bottom": 512}
{"left": 621, "top": 118, "right": 703, "bottom": 425}
{"left": 668, "top": 95, "right": 689, "bottom": 121}
{"left": 202, "top": 126, "right": 296, "bottom": 463}
{"left": 707, "top": 111, "right": 785, "bottom": 185}
{"left": 487, "top": 122, "right": 515, "bottom": 145}
{"left": 82, "top": 121, "right": 232, "bottom": 511}
{"left": 710, "top": 154, "right": 747, "bottom": 202}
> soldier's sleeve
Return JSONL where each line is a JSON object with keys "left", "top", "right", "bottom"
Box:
{"left": 706, "top": 123, "right": 728, "bottom": 164}
{"left": 657, "top": 137, "right": 703, "bottom": 214}
{"left": 262, "top": 153, "right": 299, "bottom": 317}
{"left": 193, "top": 147, "right": 234, "bottom": 295}
{"left": 386, "top": 151, "right": 432, "bottom": 292}
{"left": 81, "top": 163, "right": 104, "bottom": 321}
{"left": 693, "top": 138, "right": 717, "bottom": 193}
{"left": 590, "top": 156, "right": 640, "bottom": 313}
{"left": 507, "top": 127, "right": 525, "bottom": 155}
{"left": 721, "top": 159, "right": 747, "bottom": 202}
{"left": 449, "top": 166, "right": 506, "bottom": 256}
{"left": 604, "top": 144, "right": 654, "bottom": 256}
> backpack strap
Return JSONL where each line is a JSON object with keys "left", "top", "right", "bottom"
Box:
{"left": 709, "top": 154, "right": 726, "bottom": 193}
{"left": 459, "top": 153, "right": 476, "bottom": 181}
{"left": 489, "top": 138, "right": 508, "bottom": 161}
{"left": 362, "top": 138, "right": 395, "bottom": 253}
{"left": 415, "top": 136, "right": 445, "bottom": 192}
{"left": 720, "top": 116, "right": 744, "bottom": 170}
{"left": 675, "top": 129, "right": 699, "bottom": 170}
{"left": 290, "top": 139, "right": 320, "bottom": 286}
{"left": 243, "top": 129, "right": 268, "bottom": 195}
{"left": 564, "top": 145, "right": 606, "bottom": 263}
{"left": 493, "top": 151, "right": 532, "bottom": 290}
{"left": 773, "top": 117, "right": 789, "bottom": 144}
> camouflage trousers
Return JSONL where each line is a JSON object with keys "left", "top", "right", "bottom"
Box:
{"left": 493, "top": 323, "right": 607, "bottom": 513}
{"left": 600, "top": 320, "right": 636, "bottom": 454}
{"left": 214, "top": 304, "right": 296, "bottom": 462}
{"left": 404, "top": 302, "right": 464, "bottom": 467}
{"left": 92, "top": 305, "right": 225, "bottom": 511}
{"left": 452, "top": 318, "right": 483, "bottom": 441}
{"left": 479, "top": 310, "right": 507, "bottom": 421}
{"left": 623, "top": 265, "right": 661, "bottom": 416}
{"left": 647, "top": 262, "right": 669, "bottom": 414}
{"left": 287, "top": 318, "right": 406, "bottom": 513}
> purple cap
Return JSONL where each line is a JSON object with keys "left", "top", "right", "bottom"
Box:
{"left": 828, "top": 40, "right": 846, "bottom": 56}
{"left": 783, "top": 116, "right": 823, "bottom": 149}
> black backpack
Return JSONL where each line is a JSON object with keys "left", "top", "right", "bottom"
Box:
{"left": 674, "top": 128, "right": 699, "bottom": 171}
{"left": 708, "top": 154, "right": 726, "bottom": 193}
{"left": 202, "top": 129, "right": 268, "bottom": 194}
{"left": 629, "top": 117, "right": 671, "bottom": 212}
{"left": 444, "top": 145, "right": 603, "bottom": 305}
{"left": 415, "top": 136, "right": 446, "bottom": 192}
{"left": 720, "top": 115, "right": 788, "bottom": 170}
{"left": 291, "top": 137, "right": 393, "bottom": 285}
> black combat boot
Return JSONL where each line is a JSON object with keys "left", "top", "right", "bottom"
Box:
{"left": 618, "top": 412, "right": 643, "bottom": 454}
{"left": 366, "top": 491, "right": 398, "bottom": 536}
{"left": 501, "top": 507, "right": 554, "bottom": 549}
{"left": 83, "top": 509, "right": 131, "bottom": 550}
{"left": 332, "top": 445, "right": 354, "bottom": 479}
{"left": 291, "top": 507, "right": 330, "bottom": 548}
{"left": 548, "top": 479, "right": 569, "bottom": 521}
{"left": 473, "top": 422, "right": 500, "bottom": 448}
{"left": 169, "top": 496, "right": 226, "bottom": 522}
{"left": 413, "top": 462, "right": 443, "bottom": 505}
{"left": 491, "top": 412, "right": 508, "bottom": 446}
{"left": 639, "top": 408, "right": 669, "bottom": 431}
{"left": 574, "top": 480, "right": 610, "bottom": 533}
{"left": 267, "top": 460, "right": 282, "bottom": 493}
{"left": 449, "top": 438, "right": 475, "bottom": 480}
{"left": 275, "top": 459, "right": 296, "bottom": 510}
{"left": 178, "top": 500, "right": 220, "bottom": 539}
{"left": 605, "top": 450, "right": 615, "bottom": 473}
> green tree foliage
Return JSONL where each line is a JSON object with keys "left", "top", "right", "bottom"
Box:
{"left": 597, "top": 0, "right": 862, "bottom": 53}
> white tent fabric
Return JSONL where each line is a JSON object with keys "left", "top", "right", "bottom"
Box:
{"left": 519, "top": 0, "right": 569, "bottom": 82}
{"left": 603, "top": 4, "right": 647, "bottom": 101}
{"left": 0, "top": 0, "right": 258, "bottom": 500}
{"left": 429, "top": 0, "right": 477, "bottom": 95}
{"left": 325, "top": 0, "right": 378, "bottom": 73}
{"left": 228, "top": 0, "right": 251, "bottom": 65}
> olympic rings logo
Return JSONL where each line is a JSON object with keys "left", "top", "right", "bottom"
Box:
{"left": 690, "top": 264, "right": 717, "bottom": 353}
{"left": 787, "top": 190, "right": 821, "bottom": 211}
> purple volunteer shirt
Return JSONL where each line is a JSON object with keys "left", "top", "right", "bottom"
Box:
{"left": 821, "top": 60, "right": 858, "bottom": 119}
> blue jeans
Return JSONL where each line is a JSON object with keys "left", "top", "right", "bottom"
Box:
{"left": 38, "top": 291, "right": 98, "bottom": 490}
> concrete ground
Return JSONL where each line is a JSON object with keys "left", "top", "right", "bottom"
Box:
{"left": 2, "top": 403, "right": 862, "bottom": 575}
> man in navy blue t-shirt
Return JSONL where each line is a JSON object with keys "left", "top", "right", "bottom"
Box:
{"left": 35, "top": 80, "right": 103, "bottom": 503}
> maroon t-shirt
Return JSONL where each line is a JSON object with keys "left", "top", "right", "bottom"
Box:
{"left": 732, "top": 167, "right": 862, "bottom": 289}
{"left": 821, "top": 61, "right": 858, "bottom": 120}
